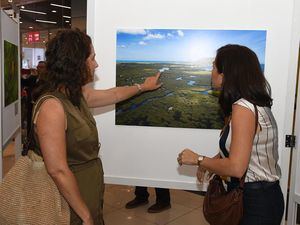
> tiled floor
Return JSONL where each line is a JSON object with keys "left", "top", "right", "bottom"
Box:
{"left": 103, "top": 185, "right": 209, "bottom": 225}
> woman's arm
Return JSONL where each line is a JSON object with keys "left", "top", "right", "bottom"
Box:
{"left": 196, "top": 153, "right": 220, "bottom": 182}
{"left": 82, "top": 72, "right": 162, "bottom": 108}
{"left": 36, "top": 99, "right": 93, "bottom": 224}
{"left": 179, "top": 104, "right": 256, "bottom": 178}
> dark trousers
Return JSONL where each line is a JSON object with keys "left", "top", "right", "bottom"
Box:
{"left": 239, "top": 181, "right": 284, "bottom": 225}
{"left": 135, "top": 186, "right": 170, "bottom": 204}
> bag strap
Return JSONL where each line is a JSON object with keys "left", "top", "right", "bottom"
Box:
{"left": 22, "top": 94, "right": 60, "bottom": 156}
{"left": 239, "top": 104, "right": 259, "bottom": 188}
{"left": 22, "top": 125, "right": 34, "bottom": 156}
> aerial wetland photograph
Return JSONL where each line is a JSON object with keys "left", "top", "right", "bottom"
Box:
{"left": 115, "top": 29, "right": 266, "bottom": 129}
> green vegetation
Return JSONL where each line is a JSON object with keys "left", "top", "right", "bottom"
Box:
{"left": 4, "top": 40, "right": 18, "bottom": 106}
{"left": 116, "top": 63, "right": 224, "bottom": 129}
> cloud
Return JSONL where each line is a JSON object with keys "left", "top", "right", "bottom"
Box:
{"left": 143, "top": 33, "right": 165, "bottom": 40}
{"left": 118, "top": 45, "right": 126, "bottom": 48}
{"left": 139, "top": 41, "right": 147, "bottom": 45}
{"left": 177, "top": 30, "right": 184, "bottom": 37}
{"left": 117, "top": 29, "right": 147, "bottom": 35}
{"left": 167, "top": 33, "right": 174, "bottom": 38}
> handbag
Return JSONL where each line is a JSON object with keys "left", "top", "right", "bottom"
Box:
{"left": 203, "top": 104, "right": 258, "bottom": 225}
{"left": 203, "top": 175, "right": 245, "bottom": 225}
{"left": 0, "top": 95, "right": 70, "bottom": 225}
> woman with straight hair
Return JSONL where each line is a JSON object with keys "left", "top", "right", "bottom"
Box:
{"left": 177, "top": 44, "right": 284, "bottom": 225}
{"left": 31, "top": 29, "right": 162, "bottom": 225}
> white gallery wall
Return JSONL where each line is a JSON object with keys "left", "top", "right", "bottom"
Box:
{"left": 87, "top": 0, "right": 298, "bottom": 201}
{"left": 0, "top": 10, "right": 21, "bottom": 179}
{"left": 1, "top": 10, "right": 20, "bottom": 148}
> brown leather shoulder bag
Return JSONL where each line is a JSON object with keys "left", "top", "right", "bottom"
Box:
{"left": 203, "top": 175, "right": 245, "bottom": 225}
{"left": 203, "top": 104, "right": 258, "bottom": 225}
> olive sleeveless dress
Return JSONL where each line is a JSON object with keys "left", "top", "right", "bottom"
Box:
{"left": 32, "top": 92, "right": 104, "bottom": 225}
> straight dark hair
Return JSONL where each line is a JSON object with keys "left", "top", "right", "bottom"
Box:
{"left": 32, "top": 29, "right": 93, "bottom": 106}
{"left": 216, "top": 44, "right": 272, "bottom": 116}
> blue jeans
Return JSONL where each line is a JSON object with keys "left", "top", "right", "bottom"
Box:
{"left": 238, "top": 181, "right": 284, "bottom": 225}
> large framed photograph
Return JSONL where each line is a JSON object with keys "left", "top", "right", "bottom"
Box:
{"left": 4, "top": 40, "right": 18, "bottom": 107}
{"left": 116, "top": 29, "right": 266, "bottom": 129}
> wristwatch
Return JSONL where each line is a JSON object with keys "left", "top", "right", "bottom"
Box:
{"left": 197, "top": 155, "right": 205, "bottom": 166}
{"left": 134, "top": 83, "right": 142, "bottom": 93}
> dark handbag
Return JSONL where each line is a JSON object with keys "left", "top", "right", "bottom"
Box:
{"left": 203, "top": 104, "right": 258, "bottom": 225}
{"left": 203, "top": 175, "right": 245, "bottom": 225}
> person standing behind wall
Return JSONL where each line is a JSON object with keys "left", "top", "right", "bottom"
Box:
{"left": 126, "top": 187, "right": 171, "bottom": 213}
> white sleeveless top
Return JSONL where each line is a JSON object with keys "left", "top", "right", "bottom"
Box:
{"left": 220, "top": 98, "right": 281, "bottom": 182}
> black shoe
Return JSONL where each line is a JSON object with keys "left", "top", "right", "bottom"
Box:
{"left": 147, "top": 202, "right": 171, "bottom": 213}
{"left": 125, "top": 198, "right": 149, "bottom": 209}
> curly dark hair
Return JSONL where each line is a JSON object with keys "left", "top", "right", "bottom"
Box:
{"left": 216, "top": 44, "right": 272, "bottom": 117}
{"left": 32, "top": 29, "right": 93, "bottom": 106}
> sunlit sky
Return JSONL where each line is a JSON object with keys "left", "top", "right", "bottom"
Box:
{"left": 116, "top": 29, "right": 266, "bottom": 64}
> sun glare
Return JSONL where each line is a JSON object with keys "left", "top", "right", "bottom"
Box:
{"left": 187, "top": 40, "right": 214, "bottom": 62}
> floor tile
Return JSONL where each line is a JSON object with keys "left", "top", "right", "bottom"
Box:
{"left": 103, "top": 203, "right": 119, "bottom": 215}
{"left": 104, "top": 210, "right": 156, "bottom": 225}
{"left": 170, "top": 189, "right": 204, "bottom": 209}
{"left": 104, "top": 185, "right": 136, "bottom": 209}
{"left": 120, "top": 202, "right": 193, "bottom": 225}
{"left": 165, "top": 208, "right": 209, "bottom": 225}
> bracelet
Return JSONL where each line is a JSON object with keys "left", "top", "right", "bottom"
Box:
{"left": 134, "top": 83, "right": 142, "bottom": 93}
{"left": 197, "top": 155, "right": 205, "bottom": 166}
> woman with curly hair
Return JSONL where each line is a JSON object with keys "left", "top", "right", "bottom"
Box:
{"left": 178, "top": 45, "right": 284, "bottom": 225}
{"left": 31, "top": 29, "right": 161, "bottom": 225}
